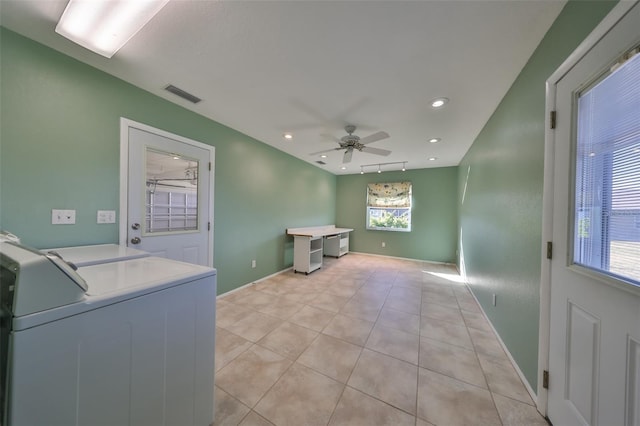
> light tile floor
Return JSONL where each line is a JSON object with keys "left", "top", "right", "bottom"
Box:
{"left": 214, "top": 254, "right": 547, "bottom": 426}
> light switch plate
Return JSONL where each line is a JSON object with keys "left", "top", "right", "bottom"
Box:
{"left": 97, "top": 210, "right": 116, "bottom": 224}
{"left": 52, "top": 209, "right": 76, "bottom": 225}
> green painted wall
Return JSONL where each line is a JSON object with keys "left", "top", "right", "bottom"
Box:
{"left": 0, "top": 28, "right": 336, "bottom": 294}
{"left": 458, "top": 1, "right": 617, "bottom": 390}
{"left": 336, "top": 167, "right": 458, "bottom": 263}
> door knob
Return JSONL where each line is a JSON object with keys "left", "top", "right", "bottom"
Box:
{"left": 130, "top": 237, "right": 141, "bottom": 244}
{"left": 131, "top": 223, "right": 140, "bottom": 230}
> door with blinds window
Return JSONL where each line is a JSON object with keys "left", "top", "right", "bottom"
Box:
{"left": 122, "top": 119, "right": 214, "bottom": 267}
{"left": 546, "top": 2, "right": 640, "bottom": 425}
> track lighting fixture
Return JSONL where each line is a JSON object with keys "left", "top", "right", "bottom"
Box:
{"left": 359, "top": 161, "right": 409, "bottom": 174}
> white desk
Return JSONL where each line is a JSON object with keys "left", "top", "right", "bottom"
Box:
{"left": 287, "top": 226, "right": 353, "bottom": 274}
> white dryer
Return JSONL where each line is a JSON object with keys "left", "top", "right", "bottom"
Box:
{"left": 1, "top": 241, "right": 216, "bottom": 426}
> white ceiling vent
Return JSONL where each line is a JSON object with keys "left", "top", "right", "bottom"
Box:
{"left": 164, "top": 85, "right": 202, "bottom": 104}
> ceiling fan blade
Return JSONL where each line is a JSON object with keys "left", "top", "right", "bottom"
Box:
{"left": 343, "top": 149, "right": 353, "bottom": 163}
{"left": 309, "top": 147, "right": 341, "bottom": 156}
{"left": 361, "top": 146, "right": 391, "bottom": 156}
{"left": 360, "top": 131, "right": 390, "bottom": 145}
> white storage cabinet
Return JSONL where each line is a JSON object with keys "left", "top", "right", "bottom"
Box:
{"left": 293, "top": 235, "right": 323, "bottom": 274}
{"left": 323, "top": 232, "right": 350, "bottom": 258}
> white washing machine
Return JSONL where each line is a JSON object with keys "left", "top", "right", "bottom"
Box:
{"left": 1, "top": 241, "right": 216, "bottom": 426}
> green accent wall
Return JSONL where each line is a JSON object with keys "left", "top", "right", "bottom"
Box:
{"left": 0, "top": 28, "right": 336, "bottom": 295}
{"left": 336, "top": 167, "right": 458, "bottom": 263}
{"left": 458, "top": 1, "right": 617, "bottom": 390}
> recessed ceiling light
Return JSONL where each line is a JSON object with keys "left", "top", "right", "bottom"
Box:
{"left": 341, "top": 166, "right": 347, "bottom": 170}
{"left": 430, "top": 98, "right": 449, "bottom": 108}
{"left": 283, "top": 133, "right": 293, "bottom": 140}
{"left": 320, "top": 154, "right": 327, "bottom": 158}
{"left": 429, "top": 138, "right": 441, "bottom": 144}
{"left": 428, "top": 157, "right": 438, "bottom": 161}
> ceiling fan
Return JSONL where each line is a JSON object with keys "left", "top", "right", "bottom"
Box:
{"left": 310, "top": 125, "right": 391, "bottom": 163}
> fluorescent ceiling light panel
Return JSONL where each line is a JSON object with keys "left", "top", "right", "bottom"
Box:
{"left": 56, "top": 0, "right": 169, "bottom": 58}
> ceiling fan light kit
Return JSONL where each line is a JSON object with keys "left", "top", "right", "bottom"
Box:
{"left": 308, "top": 125, "right": 391, "bottom": 164}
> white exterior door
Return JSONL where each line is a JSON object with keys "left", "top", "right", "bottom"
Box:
{"left": 120, "top": 119, "right": 214, "bottom": 267}
{"left": 545, "top": 3, "right": 640, "bottom": 425}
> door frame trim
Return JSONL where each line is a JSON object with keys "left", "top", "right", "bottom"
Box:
{"left": 119, "top": 117, "right": 215, "bottom": 267}
{"left": 538, "top": 0, "right": 638, "bottom": 416}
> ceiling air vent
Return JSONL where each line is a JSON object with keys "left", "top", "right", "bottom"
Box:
{"left": 316, "top": 160, "right": 327, "bottom": 165}
{"left": 164, "top": 84, "right": 202, "bottom": 104}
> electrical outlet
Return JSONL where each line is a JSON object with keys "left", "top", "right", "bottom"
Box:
{"left": 52, "top": 209, "right": 76, "bottom": 225}
{"left": 97, "top": 210, "right": 116, "bottom": 224}
{"left": 381, "top": 242, "right": 386, "bottom": 248}
{"left": 251, "top": 260, "right": 256, "bottom": 268}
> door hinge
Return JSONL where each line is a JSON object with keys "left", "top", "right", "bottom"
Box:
{"left": 543, "top": 370, "right": 549, "bottom": 389}
{"left": 546, "top": 241, "right": 553, "bottom": 260}
{"left": 550, "top": 111, "right": 557, "bottom": 129}
{"left": 208, "top": 222, "right": 211, "bottom": 231}
{"left": 208, "top": 162, "right": 212, "bottom": 171}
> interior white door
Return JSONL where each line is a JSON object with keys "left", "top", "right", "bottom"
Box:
{"left": 547, "top": 3, "right": 640, "bottom": 425}
{"left": 123, "top": 121, "right": 213, "bottom": 267}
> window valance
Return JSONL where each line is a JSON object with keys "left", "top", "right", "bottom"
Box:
{"left": 366, "top": 182, "right": 412, "bottom": 207}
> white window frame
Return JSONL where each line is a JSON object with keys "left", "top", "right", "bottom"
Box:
{"left": 365, "top": 182, "right": 412, "bottom": 232}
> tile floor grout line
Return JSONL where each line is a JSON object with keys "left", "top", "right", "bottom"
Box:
{"left": 215, "top": 255, "right": 546, "bottom": 425}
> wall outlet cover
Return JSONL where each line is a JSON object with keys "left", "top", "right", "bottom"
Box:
{"left": 52, "top": 209, "right": 76, "bottom": 225}
{"left": 97, "top": 210, "right": 116, "bottom": 224}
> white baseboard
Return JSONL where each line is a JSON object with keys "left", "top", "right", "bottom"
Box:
{"left": 217, "top": 266, "right": 293, "bottom": 299}
{"left": 466, "top": 286, "right": 538, "bottom": 405}
{"left": 349, "top": 251, "right": 456, "bottom": 267}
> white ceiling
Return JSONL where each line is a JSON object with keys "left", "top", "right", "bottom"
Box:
{"left": 0, "top": 0, "right": 566, "bottom": 175}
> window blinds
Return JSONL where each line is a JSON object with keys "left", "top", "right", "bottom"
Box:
{"left": 574, "top": 50, "right": 640, "bottom": 284}
{"left": 366, "top": 182, "right": 412, "bottom": 207}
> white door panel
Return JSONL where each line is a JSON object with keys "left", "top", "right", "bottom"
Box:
{"left": 546, "top": 3, "right": 640, "bottom": 425}
{"left": 120, "top": 119, "right": 214, "bottom": 267}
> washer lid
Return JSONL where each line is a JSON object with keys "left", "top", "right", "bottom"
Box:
{"left": 79, "top": 256, "right": 215, "bottom": 297}
{"left": 43, "top": 244, "right": 149, "bottom": 267}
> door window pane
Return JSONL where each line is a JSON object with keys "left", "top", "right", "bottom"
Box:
{"left": 145, "top": 148, "right": 199, "bottom": 234}
{"left": 574, "top": 49, "right": 640, "bottom": 285}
